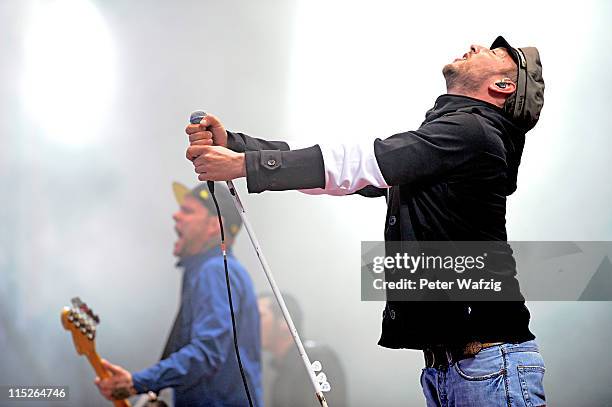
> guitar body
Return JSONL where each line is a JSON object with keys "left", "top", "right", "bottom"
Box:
{"left": 61, "top": 298, "right": 132, "bottom": 407}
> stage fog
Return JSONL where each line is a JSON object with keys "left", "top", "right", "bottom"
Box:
{"left": 1, "top": 1, "right": 611, "bottom": 406}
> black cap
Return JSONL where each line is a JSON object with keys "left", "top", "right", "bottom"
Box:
{"left": 490, "top": 36, "right": 545, "bottom": 132}
{"left": 172, "top": 182, "right": 243, "bottom": 237}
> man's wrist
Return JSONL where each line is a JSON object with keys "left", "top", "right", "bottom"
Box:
{"left": 131, "top": 372, "right": 146, "bottom": 394}
{"left": 237, "top": 153, "right": 246, "bottom": 177}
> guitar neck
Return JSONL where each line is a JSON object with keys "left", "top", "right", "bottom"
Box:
{"left": 86, "top": 352, "right": 132, "bottom": 407}
{"left": 62, "top": 301, "right": 132, "bottom": 407}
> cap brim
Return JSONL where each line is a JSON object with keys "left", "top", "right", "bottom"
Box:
{"left": 172, "top": 182, "right": 190, "bottom": 205}
{"left": 491, "top": 35, "right": 519, "bottom": 66}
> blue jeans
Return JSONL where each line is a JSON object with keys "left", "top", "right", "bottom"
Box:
{"left": 420, "top": 340, "right": 546, "bottom": 407}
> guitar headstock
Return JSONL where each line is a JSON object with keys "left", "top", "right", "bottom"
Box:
{"left": 61, "top": 297, "right": 100, "bottom": 357}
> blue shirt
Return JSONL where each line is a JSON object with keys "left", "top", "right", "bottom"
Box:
{"left": 132, "top": 247, "right": 262, "bottom": 406}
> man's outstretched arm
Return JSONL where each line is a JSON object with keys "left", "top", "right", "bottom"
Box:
{"left": 185, "top": 114, "right": 390, "bottom": 194}
{"left": 185, "top": 112, "right": 486, "bottom": 194}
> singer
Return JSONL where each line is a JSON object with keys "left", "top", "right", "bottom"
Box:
{"left": 186, "top": 37, "right": 546, "bottom": 406}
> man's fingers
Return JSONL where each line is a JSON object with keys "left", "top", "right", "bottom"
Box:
{"left": 101, "top": 359, "right": 122, "bottom": 375}
{"left": 98, "top": 381, "right": 113, "bottom": 392}
{"left": 185, "top": 124, "right": 199, "bottom": 135}
{"left": 185, "top": 122, "right": 210, "bottom": 134}
{"left": 199, "top": 113, "right": 222, "bottom": 129}
{"left": 185, "top": 113, "right": 227, "bottom": 148}
{"left": 186, "top": 145, "right": 209, "bottom": 161}
{"left": 101, "top": 387, "right": 113, "bottom": 401}
{"left": 191, "top": 139, "right": 213, "bottom": 147}
{"left": 95, "top": 361, "right": 129, "bottom": 401}
{"left": 189, "top": 146, "right": 244, "bottom": 181}
{"left": 193, "top": 153, "right": 210, "bottom": 167}
{"left": 95, "top": 378, "right": 114, "bottom": 400}
{"left": 189, "top": 131, "right": 213, "bottom": 143}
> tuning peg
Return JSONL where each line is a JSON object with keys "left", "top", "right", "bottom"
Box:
{"left": 311, "top": 361, "right": 322, "bottom": 372}
{"left": 85, "top": 309, "right": 100, "bottom": 324}
{"left": 86, "top": 325, "right": 96, "bottom": 340}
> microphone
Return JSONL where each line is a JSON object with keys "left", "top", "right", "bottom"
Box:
{"left": 189, "top": 110, "right": 214, "bottom": 193}
{"left": 189, "top": 110, "right": 207, "bottom": 125}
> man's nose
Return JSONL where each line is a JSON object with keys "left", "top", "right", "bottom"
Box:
{"left": 172, "top": 211, "right": 181, "bottom": 222}
{"left": 470, "top": 44, "right": 485, "bottom": 54}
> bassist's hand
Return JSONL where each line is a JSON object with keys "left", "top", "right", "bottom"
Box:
{"left": 94, "top": 359, "right": 137, "bottom": 400}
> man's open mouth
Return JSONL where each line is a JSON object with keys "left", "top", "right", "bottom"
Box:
{"left": 453, "top": 54, "right": 469, "bottom": 63}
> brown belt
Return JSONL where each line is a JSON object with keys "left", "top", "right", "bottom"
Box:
{"left": 423, "top": 342, "right": 504, "bottom": 368}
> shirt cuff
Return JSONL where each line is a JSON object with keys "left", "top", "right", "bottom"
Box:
{"left": 131, "top": 369, "right": 156, "bottom": 394}
{"left": 226, "top": 131, "right": 246, "bottom": 152}
{"left": 245, "top": 146, "right": 325, "bottom": 193}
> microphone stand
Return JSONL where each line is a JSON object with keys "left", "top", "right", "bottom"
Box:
{"left": 224, "top": 181, "right": 329, "bottom": 407}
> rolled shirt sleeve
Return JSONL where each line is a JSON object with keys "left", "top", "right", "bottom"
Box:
{"left": 299, "top": 142, "right": 390, "bottom": 196}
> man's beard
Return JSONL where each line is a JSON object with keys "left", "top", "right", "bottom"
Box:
{"left": 442, "top": 63, "right": 480, "bottom": 93}
{"left": 442, "top": 63, "right": 461, "bottom": 90}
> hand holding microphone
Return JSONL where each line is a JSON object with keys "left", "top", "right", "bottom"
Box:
{"left": 185, "top": 112, "right": 228, "bottom": 147}
{"left": 185, "top": 111, "right": 246, "bottom": 182}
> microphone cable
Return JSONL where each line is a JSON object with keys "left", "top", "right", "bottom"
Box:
{"left": 189, "top": 112, "right": 253, "bottom": 405}
{"left": 207, "top": 180, "right": 254, "bottom": 407}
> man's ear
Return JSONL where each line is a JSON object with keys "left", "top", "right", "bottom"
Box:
{"left": 488, "top": 78, "right": 516, "bottom": 96}
{"left": 205, "top": 214, "right": 221, "bottom": 236}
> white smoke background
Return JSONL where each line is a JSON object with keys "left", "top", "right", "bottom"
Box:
{"left": 1, "top": 0, "right": 611, "bottom": 405}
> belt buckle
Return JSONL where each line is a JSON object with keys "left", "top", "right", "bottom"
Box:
{"left": 463, "top": 341, "right": 483, "bottom": 358}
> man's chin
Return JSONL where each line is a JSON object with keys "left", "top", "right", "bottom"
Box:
{"left": 442, "top": 63, "right": 457, "bottom": 77}
{"left": 173, "top": 241, "right": 183, "bottom": 257}
{"left": 442, "top": 63, "right": 462, "bottom": 90}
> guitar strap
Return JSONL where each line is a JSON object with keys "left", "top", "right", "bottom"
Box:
{"left": 160, "top": 304, "right": 183, "bottom": 360}
{"left": 143, "top": 297, "right": 184, "bottom": 407}
{"left": 161, "top": 268, "right": 188, "bottom": 360}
